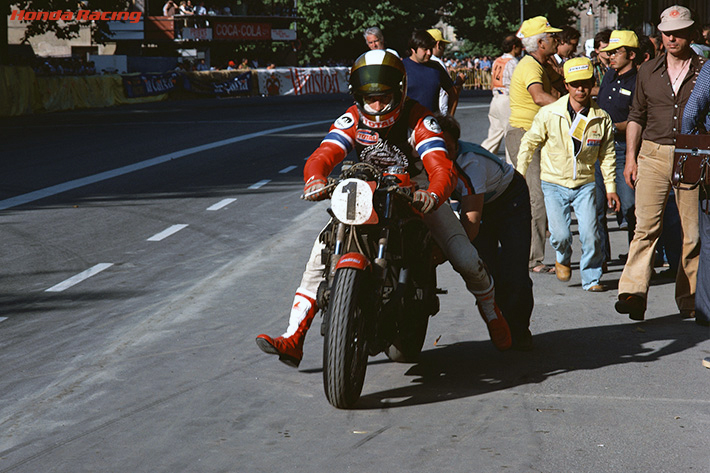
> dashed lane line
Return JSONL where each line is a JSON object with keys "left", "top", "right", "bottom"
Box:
{"left": 206, "top": 198, "right": 237, "bottom": 211}
{"left": 279, "top": 165, "right": 298, "bottom": 174}
{"left": 0, "top": 120, "right": 332, "bottom": 211}
{"left": 248, "top": 180, "right": 271, "bottom": 190}
{"left": 45, "top": 263, "right": 114, "bottom": 292}
{"left": 147, "top": 224, "right": 189, "bottom": 242}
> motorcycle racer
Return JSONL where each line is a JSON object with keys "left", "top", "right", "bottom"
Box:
{"left": 255, "top": 50, "right": 510, "bottom": 367}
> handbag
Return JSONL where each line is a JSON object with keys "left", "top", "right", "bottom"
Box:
{"left": 672, "top": 134, "right": 710, "bottom": 190}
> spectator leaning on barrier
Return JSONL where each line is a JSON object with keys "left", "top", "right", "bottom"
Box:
{"left": 428, "top": 28, "right": 463, "bottom": 116}
{"left": 681, "top": 59, "right": 710, "bottom": 327}
{"left": 506, "top": 16, "right": 563, "bottom": 274}
{"left": 402, "top": 29, "right": 457, "bottom": 115}
{"left": 516, "top": 57, "right": 620, "bottom": 292}
{"left": 480, "top": 34, "right": 523, "bottom": 158}
{"left": 163, "top": 0, "right": 177, "bottom": 16}
{"left": 594, "top": 30, "right": 641, "bottom": 266}
{"left": 436, "top": 113, "right": 535, "bottom": 350}
{"left": 615, "top": 5, "right": 706, "bottom": 322}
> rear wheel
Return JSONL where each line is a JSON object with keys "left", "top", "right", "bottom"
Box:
{"left": 323, "top": 268, "right": 369, "bottom": 408}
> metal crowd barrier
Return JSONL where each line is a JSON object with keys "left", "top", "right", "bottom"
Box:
{"left": 450, "top": 68, "right": 492, "bottom": 90}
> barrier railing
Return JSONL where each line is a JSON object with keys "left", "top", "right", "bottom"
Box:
{"left": 451, "top": 68, "right": 492, "bottom": 90}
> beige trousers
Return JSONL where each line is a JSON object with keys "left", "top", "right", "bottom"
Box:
{"left": 481, "top": 92, "right": 511, "bottom": 161}
{"left": 618, "top": 140, "right": 699, "bottom": 310}
{"left": 506, "top": 126, "right": 548, "bottom": 269}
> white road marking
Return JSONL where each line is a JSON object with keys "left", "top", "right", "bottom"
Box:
{"left": 279, "top": 165, "right": 297, "bottom": 174}
{"left": 0, "top": 317, "right": 8, "bottom": 323}
{"left": 147, "top": 224, "right": 189, "bottom": 241}
{"left": 248, "top": 180, "right": 271, "bottom": 190}
{"left": 456, "top": 104, "right": 491, "bottom": 109}
{"left": 206, "top": 198, "right": 237, "bottom": 211}
{"left": 0, "top": 120, "right": 332, "bottom": 211}
{"left": 45, "top": 263, "right": 114, "bottom": 292}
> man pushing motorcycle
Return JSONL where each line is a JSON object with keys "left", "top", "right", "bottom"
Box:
{"left": 255, "top": 50, "right": 511, "bottom": 367}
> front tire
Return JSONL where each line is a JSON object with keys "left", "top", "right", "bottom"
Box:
{"left": 323, "top": 267, "right": 368, "bottom": 409}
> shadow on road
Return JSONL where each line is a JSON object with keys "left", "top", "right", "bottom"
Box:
{"left": 352, "top": 314, "right": 707, "bottom": 409}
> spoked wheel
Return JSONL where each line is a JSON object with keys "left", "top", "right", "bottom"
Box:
{"left": 323, "top": 268, "right": 368, "bottom": 409}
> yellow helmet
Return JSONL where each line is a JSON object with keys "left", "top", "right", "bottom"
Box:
{"left": 349, "top": 50, "right": 407, "bottom": 127}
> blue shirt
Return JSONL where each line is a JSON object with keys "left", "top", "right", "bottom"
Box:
{"left": 402, "top": 57, "right": 453, "bottom": 113}
{"left": 682, "top": 60, "right": 710, "bottom": 134}
{"left": 596, "top": 67, "right": 637, "bottom": 126}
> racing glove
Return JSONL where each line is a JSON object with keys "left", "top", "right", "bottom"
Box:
{"left": 412, "top": 190, "right": 439, "bottom": 214}
{"left": 303, "top": 176, "right": 328, "bottom": 201}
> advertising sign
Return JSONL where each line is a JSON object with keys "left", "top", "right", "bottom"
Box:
{"left": 213, "top": 22, "right": 271, "bottom": 40}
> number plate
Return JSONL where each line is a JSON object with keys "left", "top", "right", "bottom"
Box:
{"left": 331, "top": 178, "right": 377, "bottom": 225}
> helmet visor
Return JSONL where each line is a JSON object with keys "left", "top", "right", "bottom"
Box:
{"left": 350, "top": 64, "right": 403, "bottom": 95}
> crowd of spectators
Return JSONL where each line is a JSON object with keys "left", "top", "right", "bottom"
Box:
{"left": 32, "top": 57, "right": 97, "bottom": 76}
{"left": 163, "top": 0, "right": 296, "bottom": 18}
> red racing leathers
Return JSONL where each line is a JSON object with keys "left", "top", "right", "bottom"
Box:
{"left": 304, "top": 99, "right": 456, "bottom": 206}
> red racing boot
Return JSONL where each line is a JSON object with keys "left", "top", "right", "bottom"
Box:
{"left": 255, "top": 292, "right": 317, "bottom": 368}
{"left": 474, "top": 282, "right": 512, "bottom": 351}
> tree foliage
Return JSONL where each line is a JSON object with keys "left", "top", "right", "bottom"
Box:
{"left": 297, "top": 0, "right": 443, "bottom": 63}
{"left": 296, "top": 0, "right": 586, "bottom": 62}
{"left": 443, "top": 0, "right": 581, "bottom": 57}
{"left": 10, "top": 0, "right": 135, "bottom": 44}
{"left": 597, "top": 0, "right": 647, "bottom": 31}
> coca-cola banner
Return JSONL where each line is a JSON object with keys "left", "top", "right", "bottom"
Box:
{"left": 257, "top": 67, "right": 349, "bottom": 96}
{"left": 213, "top": 22, "right": 271, "bottom": 40}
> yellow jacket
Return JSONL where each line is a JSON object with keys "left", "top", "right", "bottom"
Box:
{"left": 516, "top": 96, "right": 616, "bottom": 193}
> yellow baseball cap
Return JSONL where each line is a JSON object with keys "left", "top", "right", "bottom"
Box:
{"left": 601, "top": 30, "right": 639, "bottom": 51}
{"left": 427, "top": 29, "right": 450, "bottom": 44}
{"left": 564, "top": 57, "right": 594, "bottom": 82}
{"left": 516, "top": 16, "right": 562, "bottom": 39}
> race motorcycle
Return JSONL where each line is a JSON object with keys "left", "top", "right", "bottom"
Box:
{"left": 312, "top": 161, "right": 441, "bottom": 409}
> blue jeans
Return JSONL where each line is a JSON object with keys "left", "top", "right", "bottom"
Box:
{"left": 473, "top": 172, "right": 534, "bottom": 343}
{"left": 696, "top": 198, "right": 710, "bottom": 324}
{"left": 542, "top": 180, "right": 603, "bottom": 289}
{"left": 595, "top": 141, "right": 635, "bottom": 261}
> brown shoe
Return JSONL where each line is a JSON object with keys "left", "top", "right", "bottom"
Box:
{"left": 680, "top": 309, "right": 696, "bottom": 319}
{"left": 555, "top": 262, "right": 571, "bottom": 282}
{"left": 615, "top": 294, "right": 646, "bottom": 321}
{"left": 586, "top": 284, "right": 606, "bottom": 292}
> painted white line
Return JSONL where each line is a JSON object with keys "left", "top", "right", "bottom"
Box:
{"left": 0, "top": 120, "right": 332, "bottom": 211}
{"left": 279, "top": 165, "right": 297, "bottom": 174}
{"left": 0, "top": 317, "right": 8, "bottom": 323}
{"left": 45, "top": 263, "right": 114, "bottom": 292}
{"left": 147, "top": 224, "right": 189, "bottom": 241}
{"left": 207, "top": 198, "right": 237, "bottom": 211}
{"left": 248, "top": 179, "right": 271, "bottom": 190}
{"left": 457, "top": 104, "right": 490, "bottom": 109}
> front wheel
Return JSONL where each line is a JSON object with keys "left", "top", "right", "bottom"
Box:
{"left": 323, "top": 267, "right": 369, "bottom": 408}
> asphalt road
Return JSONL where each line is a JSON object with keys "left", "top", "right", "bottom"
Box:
{"left": 1, "top": 95, "right": 708, "bottom": 472}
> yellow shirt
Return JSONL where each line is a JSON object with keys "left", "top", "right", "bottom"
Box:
{"left": 508, "top": 55, "right": 552, "bottom": 130}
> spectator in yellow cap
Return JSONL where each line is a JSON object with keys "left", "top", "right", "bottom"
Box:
{"left": 427, "top": 28, "right": 462, "bottom": 115}
{"left": 506, "top": 16, "right": 563, "bottom": 274}
{"left": 593, "top": 30, "right": 642, "bottom": 269}
{"left": 516, "top": 57, "right": 620, "bottom": 292}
